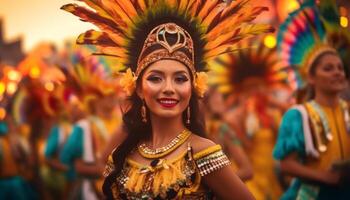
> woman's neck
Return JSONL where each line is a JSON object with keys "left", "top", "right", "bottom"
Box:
{"left": 149, "top": 114, "right": 186, "bottom": 149}
{"left": 314, "top": 90, "right": 340, "bottom": 107}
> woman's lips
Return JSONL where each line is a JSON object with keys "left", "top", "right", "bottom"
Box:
{"left": 158, "top": 98, "right": 179, "bottom": 108}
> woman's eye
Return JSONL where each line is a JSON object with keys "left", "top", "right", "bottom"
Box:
{"left": 322, "top": 65, "right": 332, "bottom": 71}
{"left": 175, "top": 76, "right": 189, "bottom": 83}
{"left": 147, "top": 76, "right": 162, "bottom": 82}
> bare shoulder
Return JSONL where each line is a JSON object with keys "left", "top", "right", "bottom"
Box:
{"left": 189, "top": 134, "right": 217, "bottom": 154}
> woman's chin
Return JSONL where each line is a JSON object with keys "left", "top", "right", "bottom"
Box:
{"left": 152, "top": 111, "right": 182, "bottom": 120}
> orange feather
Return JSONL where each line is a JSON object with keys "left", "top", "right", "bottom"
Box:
{"left": 115, "top": 0, "right": 138, "bottom": 21}
{"left": 136, "top": 0, "right": 147, "bottom": 12}
{"left": 197, "top": 0, "right": 219, "bottom": 21}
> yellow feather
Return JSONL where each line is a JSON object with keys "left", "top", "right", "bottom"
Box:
{"left": 102, "top": 0, "right": 133, "bottom": 26}
{"left": 207, "top": 6, "right": 268, "bottom": 40}
{"left": 220, "top": 0, "right": 250, "bottom": 19}
{"left": 77, "top": 30, "right": 126, "bottom": 47}
{"left": 178, "top": 0, "right": 188, "bottom": 11}
{"left": 205, "top": 43, "right": 248, "bottom": 59}
{"left": 100, "top": 47, "right": 128, "bottom": 58}
{"left": 207, "top": 15, "right": 241, "bottom": 40}
{"left": 207, "top": 24, "right": 273, "bottom": 51}
{"left": 168, "top": 0, "right": 178, "bottom": 8}
{"left": 106, "top": 32, "right": 126, "bottom": 47}
{"left": 206, "top": 27, "right": 242, "bottom": 50}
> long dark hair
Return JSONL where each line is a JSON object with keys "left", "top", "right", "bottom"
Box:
{"left": 102, "top": 72, "right": 206, "bottom": 198}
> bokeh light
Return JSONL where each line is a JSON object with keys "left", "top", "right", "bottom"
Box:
{"left": 0, "top": 107, "right": 6, "bottom": 120}
{"left": 44, "top": 82, "right": 55, "bottom": 91}
{"left": 264, "top": 35, "right": 277, "bottom": 48}
{"left": 340, "top": 16, "right": 348, "bottom": 28}
{"left": 30, "top": 66, "right": 41, "bottom": 79}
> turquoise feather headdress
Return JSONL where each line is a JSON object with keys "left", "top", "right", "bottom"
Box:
{"left": 277, "top": 0, "right": 350, "bottom": 89}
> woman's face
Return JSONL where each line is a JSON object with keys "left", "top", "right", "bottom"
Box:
{"left": 138, "top": 59, "right": 192, "bottom": 120}
{"left": 309, "top": 54, "right": 347, "bottom": 94}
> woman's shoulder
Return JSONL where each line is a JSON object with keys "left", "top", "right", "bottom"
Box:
{"left": 189, "top": 134, "right": 225, "bottom": 160}
{"left": 189, "top": 134, "right": 218, "bottom": 155}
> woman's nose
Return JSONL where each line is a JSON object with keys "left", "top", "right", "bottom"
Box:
{"left": 162, "top": 79, "right": 175, "bottom": 95}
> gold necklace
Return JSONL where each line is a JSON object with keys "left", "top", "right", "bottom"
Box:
{"left": 138, "top": 129, "right": 191, "bottom": 159}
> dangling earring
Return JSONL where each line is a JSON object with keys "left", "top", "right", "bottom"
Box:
{"left": 186, "top": 106, "right": 190, "bottom": 125}
{"left": 141, "top": 100, "right": 147, "bottom": 123}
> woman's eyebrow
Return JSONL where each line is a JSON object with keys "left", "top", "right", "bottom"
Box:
{"left": 174, "top": 70, "right": 189, "bottom": 75}
{"left": 147, "top": 70, "right": 163, "bottom": 75}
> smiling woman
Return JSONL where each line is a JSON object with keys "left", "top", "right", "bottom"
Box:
{"left": 61, "top": 0, "right": 273, "bottom": 199}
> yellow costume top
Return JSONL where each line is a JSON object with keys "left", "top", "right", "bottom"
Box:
{"left": 104, "top": 144, "right": 230, "bottom": 199}
{"left": 303, "top": 101, "right": 350, "bottom": 170}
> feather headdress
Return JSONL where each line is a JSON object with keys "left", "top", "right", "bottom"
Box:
{"left": 208, "top": 38, "right": 290, "bottom": 94}
{"left": 61, "top": 0, "right": 274, "bottom": 96}
{"left": 277, "top": 0, "right": 350, "bottom": 89}
{"left": 60, "top": 43, "right": 121, "bottom": 111}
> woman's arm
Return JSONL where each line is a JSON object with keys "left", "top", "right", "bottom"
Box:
{"left": 224, "top": 135, "right": 253, "bottom": 181}
{"left": 203, "top": 165, "right": 255, "bottom": 200}
{"left": 280, "top": 153, "right": 340, "bottom": 185}
{"left": 191, "top": 135, "right": 254, "bottom": 200}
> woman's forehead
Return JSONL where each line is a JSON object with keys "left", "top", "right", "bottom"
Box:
{"left": 144, "top": 59, "right": 190, "bottom": 74}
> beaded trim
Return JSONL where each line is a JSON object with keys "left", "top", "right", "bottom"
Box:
{"left": 195, "top": 150, "right": 230, "bottom": 177}
{"left": 138, "top": 129, "right": 191, "bottom": 159}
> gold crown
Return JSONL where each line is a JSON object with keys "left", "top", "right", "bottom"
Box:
{"left": 136, "top": 23, "right": 195, "bottom": 77}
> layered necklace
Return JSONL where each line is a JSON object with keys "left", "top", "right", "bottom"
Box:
{"left": 138, "top": 129, "right": 191, "bottom": 159}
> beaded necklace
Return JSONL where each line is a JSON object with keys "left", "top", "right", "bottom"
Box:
{"left": 138, "top": 129, "right": 191, "bottom": 159}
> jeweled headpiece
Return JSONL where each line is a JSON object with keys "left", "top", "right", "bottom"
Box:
{"left": 61, "top": 0, "right": 273, "bottom": 97}
{"left": 137, "top": 23, "right": 195, "bottom": 77}
{"left": 277, "top": 0, "right": 350, "bottom": 89}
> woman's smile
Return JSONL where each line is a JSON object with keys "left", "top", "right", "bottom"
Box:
{"left": 157, "top": 98, "right": 179, "bottom": 108}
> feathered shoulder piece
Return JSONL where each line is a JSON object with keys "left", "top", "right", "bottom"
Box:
{"left": 61, "top": 0, "right": 273, "bottom": 96}
{"left": 277, "top": 0, "right": 349, "bottom": 89}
